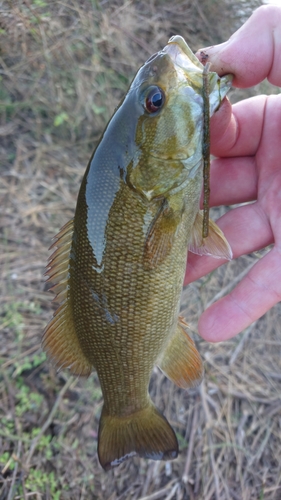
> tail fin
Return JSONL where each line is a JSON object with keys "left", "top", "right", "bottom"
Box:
{"left": 98, "top": 402, "right": 178, "bottom": 470}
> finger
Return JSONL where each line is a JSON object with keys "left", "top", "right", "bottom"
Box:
{"left": 198, "top": 246, "right": 281, "bottom": 341}
{"left": 196, "top": 5, "right": 281, "bottom": 87}
{"left": 202, "top": 156, "right": 257, "bottom": 208}
{"left": 211, "top": 95, "right": 266, "bottom": 158}
{"left": 208, "top": 94, "right": 281, "bottom": 224}
{"left": 255, "top": 95, "right": 281, "bottom": 184}
{"left": 210, "top": 96, "right": 233, "bottom": 151}
{"left": 184, "top": 202, "right": 273, "bottom": 285}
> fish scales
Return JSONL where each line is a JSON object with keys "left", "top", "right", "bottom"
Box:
{"left": 43, "top": 35, "right": 232, "bottom": 470}
{"left": 73, "top": 174, "right": 201, "bottom": 412}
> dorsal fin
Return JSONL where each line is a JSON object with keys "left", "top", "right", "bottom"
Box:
{"left": 43, "top": 219, "right": 93, "bottom": 377}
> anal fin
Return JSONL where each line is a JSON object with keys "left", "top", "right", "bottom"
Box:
{"left": 158, "top": 319, "right": 204, "bottom": 389}
{"left": 43, "top": 219, "right": 93, "bottom": 377}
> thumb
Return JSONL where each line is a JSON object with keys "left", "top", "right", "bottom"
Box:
{"left": 196, "top": 5, "right": 281, "bottom": 87}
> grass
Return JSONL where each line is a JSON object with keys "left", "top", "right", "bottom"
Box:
{"left": 1, "top": 0, "right": 281, "bottom": 499}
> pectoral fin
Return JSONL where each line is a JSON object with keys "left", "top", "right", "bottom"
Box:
{"left": 158, "top": 318, "right": 204, "bottom": 389}
{"left": 189, "top": 210, "right": 232, "bottom": 260}
{"left": 144, "top": 199, "right": 181, "bottom": 269}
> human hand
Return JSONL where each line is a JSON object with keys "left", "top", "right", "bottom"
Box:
{"left": 184, "top": 5, "right": 281, "bottom": 342}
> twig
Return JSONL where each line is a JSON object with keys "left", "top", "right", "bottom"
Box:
{"left": 264, "top": 485, "right": 281, "bottom": 494}
{"left": 165, "top": 482, "right": 179, "bottom": 500}
{"left": 264, "top": 372, "right": 281, "bottom": 380}
{"left": 14, "top": 494, "right": 42, "bottom": 499}
{"left": 229, "top": 325, "right": 254, "bottom": 366}
{"left": 248, "top": 424, "right": 273, "bottom": 467}
{"left": 2, "top": 343, "right": 41, "bottom": 369}
{"left": 138, "top": 479, "right": 177, "bottom": 500}
{"left": 7, "top": 440, "right": 22, "bottom": 500}
{"left": 194, "top": 438, "right": 203, "bottom": 495}
{"left": 26, "top": 376, "right": 74, "bottom": 466}
{"left": 235, "top": 411, "right": 249, "bottom": 482}
{"left": 141, "top": 465, "right": 154, "bottom": 497}
{"left": 219, "top": 386, "right": 279, "bottom": 405}
{"left": 182, "top": 401, "right": 199, "bottom": 483}
{"left": 200, "top": 382, "right": 220, "bottom": 500}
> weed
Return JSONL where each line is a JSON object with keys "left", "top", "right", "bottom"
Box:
{"left": 0, "top": 452, "right": 15, "bottom": 471}
{"left": 15, "top": 382, "right": 44, "bottom": 417}
{"left": 0, "top": 303, "right": 25, "bottom": 339}
{"left": 54, "top": 112, "right": 69, "bottom": 127}
{"left": 24, "top": 470, "right": 62, "bottom": 499}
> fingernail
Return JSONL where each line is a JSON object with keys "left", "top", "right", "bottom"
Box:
{"left": 196, "top": 41, "right": 228, "bottom": 63}
{"left": 195, "top": 46, "right": 214, "bottom": 65}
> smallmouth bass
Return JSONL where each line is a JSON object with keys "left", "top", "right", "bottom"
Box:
{"left": 43, "top": 36, "right": 232, "bottom": 471}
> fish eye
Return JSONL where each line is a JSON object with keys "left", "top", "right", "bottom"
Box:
{"left": 144, "top": 86, "right": 165, "bottom": 114}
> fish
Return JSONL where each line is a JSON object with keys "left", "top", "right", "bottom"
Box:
{"left": 43, "top": 35, "right": 232, "bottom": 471}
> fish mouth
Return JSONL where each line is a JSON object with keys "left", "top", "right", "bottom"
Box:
{"left": 163, "top": 35, "right": 203, "bottom": 74}
{"left": 163, "top": 35, "right": 232, "bottom": 99}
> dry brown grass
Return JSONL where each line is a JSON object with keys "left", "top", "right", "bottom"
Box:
{"left": 1, "top": 1, "right": 281, "bottom": 499}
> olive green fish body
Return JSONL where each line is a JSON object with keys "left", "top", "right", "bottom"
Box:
{"left": 43, "top": 36, "right": 232, "bottom": 470}
{"left": 72, "top": 169, "right": 202, "bottom": 412}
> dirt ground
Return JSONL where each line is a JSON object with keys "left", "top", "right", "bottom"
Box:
{"left": 1, "top": 1, "right": 281, "bottom": 499}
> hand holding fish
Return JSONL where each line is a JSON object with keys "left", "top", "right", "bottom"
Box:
{"left": 185, "top": 5, "right": 281, "bottom": 342}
